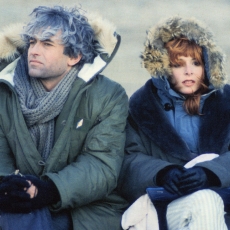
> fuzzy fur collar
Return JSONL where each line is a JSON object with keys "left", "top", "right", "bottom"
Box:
{"left": 129, "top": 80, "right": 230, "bottom": 160}
{"left": 141, "top": 16, "right": 226, "bottom": 89}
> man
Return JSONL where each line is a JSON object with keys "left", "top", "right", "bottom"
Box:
{"left": 0, "top": 6, "right": 128, "bottom": 230}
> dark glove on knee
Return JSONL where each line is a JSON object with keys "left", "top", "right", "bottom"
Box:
{"left": 156, "top": 166, "right": 185, "bottom": 195}
{"left": 178, "top": 167, "right": 220, "bottom": 194}
{"left": 0, "top": 175, "right": 60, "bottom": 213}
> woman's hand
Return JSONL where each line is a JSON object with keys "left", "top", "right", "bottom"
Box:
{"left": 157, "top": 167, "right": 185, "bottom": 195}
{"left": 177, "top": 167, "right": 209, "bottom": 194}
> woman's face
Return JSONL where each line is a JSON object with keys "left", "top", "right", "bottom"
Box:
{"left": 170, "top": 56, "right": 204, "bottom": 95}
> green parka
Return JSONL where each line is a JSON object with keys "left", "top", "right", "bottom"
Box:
{"left": 0, "top": 14, "right": 128, "bottom": 230}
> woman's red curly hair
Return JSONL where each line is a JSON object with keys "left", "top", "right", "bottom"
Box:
{"left": 165, "top": 37, "right": 208, "bottom": 115}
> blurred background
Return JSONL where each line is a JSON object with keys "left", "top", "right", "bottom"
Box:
{"left": 0, "top": 0, "right": 229, "bottom": 97}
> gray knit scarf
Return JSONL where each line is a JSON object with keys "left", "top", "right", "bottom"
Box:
{"left": 14, "top": 55, "right": 79, "bottom": 161}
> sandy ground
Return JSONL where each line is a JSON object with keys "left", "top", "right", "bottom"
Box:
{"left": 0, "top": 0, "right": 229, "bottom": 97}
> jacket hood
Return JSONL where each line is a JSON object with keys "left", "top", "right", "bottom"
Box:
{"left": 141, "top": 16, "right": 226, "bottom": 89}
{"left": 0, "top": 13, "right": 120, "bottom": 82}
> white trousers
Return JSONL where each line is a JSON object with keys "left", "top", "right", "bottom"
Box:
{"left": 166, "top": 189, "right": 227, "bottom": 230}
{"left": 121, "top": 189, "right": 227, "bottom": 230}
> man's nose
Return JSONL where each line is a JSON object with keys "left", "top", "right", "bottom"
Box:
{"left": 29, "top": 42, "right": 40, "bottom": 55}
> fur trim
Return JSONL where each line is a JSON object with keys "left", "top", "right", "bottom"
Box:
{"left": 141, "top": 16, "right": 226, "bottom": 89}
{"left": 0, "top": 14, "right": 117, "bottom": 62}
{"left": 0, "top": 23, "right": 25, "bottom": 61}
{"left": 87, "top": 13, "right": 117, "bottom": 56}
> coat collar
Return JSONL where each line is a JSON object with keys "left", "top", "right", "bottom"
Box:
{"left": 129, "top": 79, "right": 195, "bottom": 161}
{"left": 129, "top": 79, "right": 230, "bottom": 161}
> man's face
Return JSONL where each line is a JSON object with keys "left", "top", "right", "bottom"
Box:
{"left": 28, "top": 32, "right": 72, "bottom": 80}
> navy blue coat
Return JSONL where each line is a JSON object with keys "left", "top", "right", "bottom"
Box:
{"left": 118, "top": 79, "right": 230, "bottom": 203}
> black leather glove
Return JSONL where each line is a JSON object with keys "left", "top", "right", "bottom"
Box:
{"left": 178, "top": 167, "right": 209, "bottom": 194}
{"left": 0, "top": 175, "right": 60, "bottom": 213}
{"left": 156, "top": 166, "right": 185, "bottom": 195}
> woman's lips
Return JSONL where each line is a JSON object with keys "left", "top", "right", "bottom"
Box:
{"left": 182, "top": 80, "right": 195, "bottom": 86}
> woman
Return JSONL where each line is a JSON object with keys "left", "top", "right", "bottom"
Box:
{"left": 117, "top": 16, "right": 230, "bottom": 230}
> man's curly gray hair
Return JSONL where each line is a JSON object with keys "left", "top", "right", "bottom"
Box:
{"left": 21, "top": 5, "right": 96, "bottom": 67}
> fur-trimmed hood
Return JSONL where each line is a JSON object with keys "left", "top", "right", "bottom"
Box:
{"left": 141, "top": 16, "right": 226, "bottom": 89}
{"left": 0, "top": 13, "right": 120, "bottom": 82}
